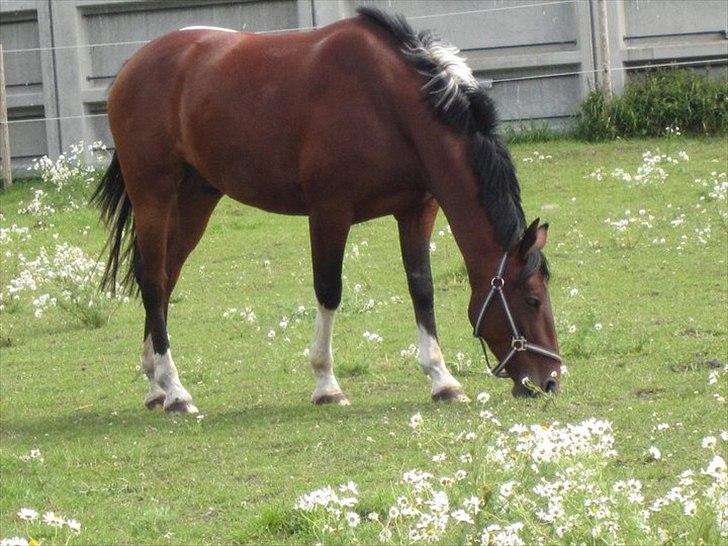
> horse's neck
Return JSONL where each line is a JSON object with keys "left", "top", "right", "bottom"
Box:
{"left": 421, "top": 139, "right": 504, "bottom": 294}
{"left": 441, "top": 191, "right": 503, "bottom": 294}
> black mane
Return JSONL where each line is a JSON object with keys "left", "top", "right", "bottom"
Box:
{"left": 357, "top": 7, "right": 532, "bottom": 255}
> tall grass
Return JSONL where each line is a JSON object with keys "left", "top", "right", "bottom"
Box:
{"left": 502, "top": 122, "right": 569, "bottom": 144}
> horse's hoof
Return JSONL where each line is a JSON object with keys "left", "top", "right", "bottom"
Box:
{"left": 432, "top": 386, "right": 470, "bottom": 403}
{"left": 145, "top": 394, "right": 165, "bottom": 410}
{"left": 164, "top": 399, "right": 199, "bottom": 414}
{"left": 312, "top": 392, "right": 351, "bottom": 406}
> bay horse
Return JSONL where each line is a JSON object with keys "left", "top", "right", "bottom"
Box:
{"left": 93, "top": 7, "right": 561, "bottom": 413}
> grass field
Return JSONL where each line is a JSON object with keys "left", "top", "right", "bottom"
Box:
{"left": 0, "top": 137, "right": 726, "bottom": 545}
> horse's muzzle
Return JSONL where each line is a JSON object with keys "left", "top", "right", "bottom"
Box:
{"left": 544, "top": 378, "right": 559, "bottom": 394}
{"left": 511, "top": 377, "right": 560, "bottom": 397}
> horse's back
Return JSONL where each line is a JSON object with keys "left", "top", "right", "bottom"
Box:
{"left": 108, "top": 19, "right": 430, "bottom": 218}
{"left": 107, "top": 28, "right": 247, "bottom": 138}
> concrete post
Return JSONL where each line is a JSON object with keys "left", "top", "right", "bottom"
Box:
{"left": 607, "top": 0, "right": 627, "bottom": 95}
{"left": 48, "top": 0, "right": 86, "bottom": 154}
{"left": 0, "top": 43, "right": 12, "bottom": 188}
{"left": 575, "top": 0, "right": 597, "bottom": 100}
{"left": 597, "top": 0, "right": 613, "bottom": 100}
{"left": 296, "top": 0, "right": 315, "bottom": 29}
{"left": 38, "top": 0, "right": 61, "bottom": 158}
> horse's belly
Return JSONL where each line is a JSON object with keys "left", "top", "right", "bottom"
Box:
{"left": 221, "top": 179, "right": 309, "bottom": 215}
{"left": 182, "top": 132, "right": 308, "bottom": 214}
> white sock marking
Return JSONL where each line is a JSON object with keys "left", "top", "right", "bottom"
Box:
{"left": 309, "top": 305, "right": 347, "bottom": 403}
{"left": 416, "top": 325, "right": 464, "bottom": 396}
{"left": 141, "top": 342, "right": 197, "bottom": 413}
{"left": 142, "top": 335, "right": 165, "bottom": 405}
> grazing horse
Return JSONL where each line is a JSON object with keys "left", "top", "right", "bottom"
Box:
{"left": 93, "top": 8, "right": 561, "bottom": 413}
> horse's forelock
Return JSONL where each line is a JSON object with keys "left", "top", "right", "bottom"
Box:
{"left": 521, "top": 249, "right": 550, "bottom": 284}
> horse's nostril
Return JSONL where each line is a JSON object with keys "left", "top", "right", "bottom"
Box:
{"left": 544, "top": 379, "right": 558, "bottom": 393}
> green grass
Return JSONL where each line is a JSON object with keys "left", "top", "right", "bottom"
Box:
{"left": 1, "top": 138, "right": 726, "bottom": 544}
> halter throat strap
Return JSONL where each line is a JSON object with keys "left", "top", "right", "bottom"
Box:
{"left": 473, "top": 251, "right": 561, "bottom": 378}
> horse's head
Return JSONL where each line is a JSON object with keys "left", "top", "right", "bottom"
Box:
{"left": 470, "top": 219, "right": 561, "bottom": 397}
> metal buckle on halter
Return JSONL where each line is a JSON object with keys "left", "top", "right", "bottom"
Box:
{"left": 511, "top": 336, "right": 527, "bottom": 351}
{"left": 490, "top": 276, "right": 504, "bottom": 288}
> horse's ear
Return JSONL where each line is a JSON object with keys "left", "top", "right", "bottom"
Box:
{"left": 518, "top": 218, "right": 540, "bottom": 257}
{"left": 536, "top": 222, "right": 549, "bottom": 250}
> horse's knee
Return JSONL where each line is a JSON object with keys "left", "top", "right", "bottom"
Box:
{"left": 407, "top": 271, "right": 434, "bottom": 310}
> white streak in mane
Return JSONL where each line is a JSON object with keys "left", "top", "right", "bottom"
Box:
{"left": 180, "top": 25, "right": 236, "bottom": 33}
{"left": 427, "top": 42, "right": 477, "bottom": 89}
{"left": 403, "top": 38, "right": 477, "bottom": 109}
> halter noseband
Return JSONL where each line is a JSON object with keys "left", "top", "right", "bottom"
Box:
{"left": 473, "top": 252, "right": 562, "bottom": 378}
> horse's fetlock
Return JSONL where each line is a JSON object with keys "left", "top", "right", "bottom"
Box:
{"left": 310, "top": 352, "right": 332, "bottom": 370}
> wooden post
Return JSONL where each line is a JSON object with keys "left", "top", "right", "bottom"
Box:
{"left": 597, "top": 0, "right": 613, "bottom": 101}
{"left": 0, "top": 43, "right": 12, "bottom": 189}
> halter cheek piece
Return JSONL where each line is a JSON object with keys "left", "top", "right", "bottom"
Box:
{"left": 473, "top": 252, "right": 562, "bottom": 378}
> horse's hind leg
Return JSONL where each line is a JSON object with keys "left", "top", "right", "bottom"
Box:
{"left": 139, "top": 170, "right": 221, "bottom": 412}
{"left": 308, "top": 210, "right": 352, "bottom": 405}
{"left": 163, "top": 169, "right": 221, "bottom": 315}
{"left": 396, "top": 199, "right": 469, "bottom": 402}
{"left": 132, "top": 189, "right": 182, "bottom": 411}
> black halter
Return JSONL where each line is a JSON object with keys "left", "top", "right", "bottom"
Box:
{"left": 473, "top": 252, "right": 562, "bottom": 378}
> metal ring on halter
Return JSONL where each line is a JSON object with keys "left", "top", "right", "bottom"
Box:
{"left": 490, "top": 276, "right": 504, "bottom": 288}
{"left": 511, "top": 336, "right": 527, "bottom": 351}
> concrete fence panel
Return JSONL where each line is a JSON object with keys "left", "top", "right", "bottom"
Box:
{"left": 0, "top": 0, "right": 726, "bottom": 168}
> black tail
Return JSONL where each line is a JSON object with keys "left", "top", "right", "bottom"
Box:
{"left": 91, "top": 152, "right": 138, "bottom": 295}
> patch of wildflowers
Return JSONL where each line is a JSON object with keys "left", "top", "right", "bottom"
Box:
{"left": 1, "top": 244, "right": 127, "bottom": 326}
{"left": 19, "top": 449, "right": 43, "bottom": 463}
{"left": 363, "top": 330, "right": 383, "bottom": 343}
{"left": 522, "top": 151, "right": 552, "bottom": 163}
{"left": 409, "top": 412, "right": 423, "bottom": 430}
{"left": 0, "top": 225, "right": 31, "bottom": 246}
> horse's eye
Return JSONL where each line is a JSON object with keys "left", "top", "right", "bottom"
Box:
{"left": 525, "top": 296, "right": 541, "bottom": 309}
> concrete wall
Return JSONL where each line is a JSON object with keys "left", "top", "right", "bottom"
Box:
{"left": 1, "top": 0, "right": 726, "bottom": 167}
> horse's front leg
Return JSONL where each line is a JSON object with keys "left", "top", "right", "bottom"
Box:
{"left": 307, "top": 211, "right": 352, "bottom": 405}
{"left": 397, "top": 200, "right": 469, "bottom": 402}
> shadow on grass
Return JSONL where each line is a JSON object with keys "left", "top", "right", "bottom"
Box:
{"left": 2, "top": 395, "right": 456, "bottom": 441}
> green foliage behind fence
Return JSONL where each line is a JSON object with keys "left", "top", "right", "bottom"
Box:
{"left": 575, "top": 68, "right": 728, "bottom": 141}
